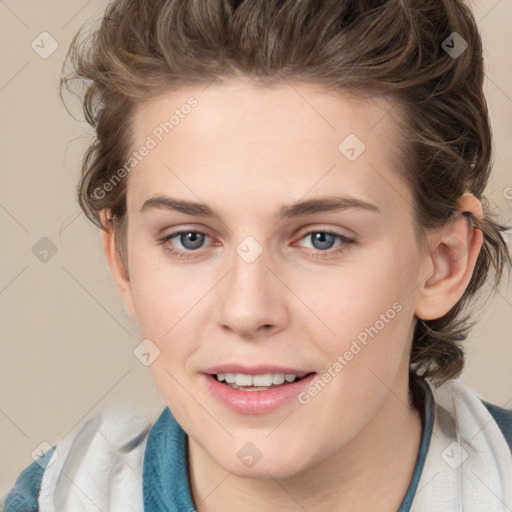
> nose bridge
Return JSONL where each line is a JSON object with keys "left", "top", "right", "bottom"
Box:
{"left": 216, "top": 234, "right": 284, "bottom": 335}
{"left": 228, "top": 235, "right": 273, "bottom": 304}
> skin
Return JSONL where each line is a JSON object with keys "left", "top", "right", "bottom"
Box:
{"left": 100, "top": 79, "right": 483, "bottom": 511}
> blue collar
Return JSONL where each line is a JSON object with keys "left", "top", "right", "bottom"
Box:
{"left": 397, "top": 376, "right": 435, "bottom": 511}
{"left": 143, "top": 406, "right": 195, "bottom": 511}
{"left": 143, "top": 378, "right": 434, "bottom": 511}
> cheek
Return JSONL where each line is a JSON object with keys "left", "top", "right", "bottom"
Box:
{"left": 301, "top": 260, "right": 414, "bottom": 346}
{"left": 128, "top": 248, "right": 203, "bottom": 338}
{"left": 128, "top": 254, "right": 205, "bottom": 409}
{"left": 127, "top": 256, "right": 209, "bottom": 411}
{"left": 296, "top": 248, "right": 418, "bottom": 396}
{"left": 292, "top": 271, "right": 415, "bottom": 441}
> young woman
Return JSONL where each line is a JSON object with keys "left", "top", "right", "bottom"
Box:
{"left": 4, "top": 0, "right": 511, "bottom": 510}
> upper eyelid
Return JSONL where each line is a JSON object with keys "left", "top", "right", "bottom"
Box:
{"left": 163, "top": 227, "right": 354, "bottom": 248}
{"left": 163, "top": 226, "right": 353, "bottom": 238}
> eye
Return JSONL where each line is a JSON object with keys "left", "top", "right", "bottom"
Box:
{"left": 296, "top": 230, "right": 355, "bottom": 256}
{"left": 159, "top": 228, "right": 355, "bottom": 260}
{"left": 159, "top": 229, "right": 212, "bottom": 258}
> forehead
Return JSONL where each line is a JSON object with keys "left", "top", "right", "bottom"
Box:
{"left": 126, "top": 80, "right": 410, "bottom": 221}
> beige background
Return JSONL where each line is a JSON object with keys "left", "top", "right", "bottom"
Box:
{"left": 1, "top": 0, "right": 511, "bottom": 498}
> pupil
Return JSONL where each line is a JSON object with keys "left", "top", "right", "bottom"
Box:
{"left": 181, "top": 232, "right": 204, "bottom": 250}
{"left": 312, "top": 232, "right": 335, "bottom": 250}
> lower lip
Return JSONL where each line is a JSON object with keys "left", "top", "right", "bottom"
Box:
{"left": 204, "top": 373, "right": 316, "bottom": 415}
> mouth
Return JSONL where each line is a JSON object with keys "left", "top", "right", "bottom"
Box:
{"left": 203, "top": 369, "right": 317, "bottom": 414}
{"left": 212, "top": 371, "right": 314, "bottom": 391}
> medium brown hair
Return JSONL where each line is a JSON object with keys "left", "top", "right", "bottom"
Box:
{"left": 61, "top": 0, "right": 510, "bottom": 386}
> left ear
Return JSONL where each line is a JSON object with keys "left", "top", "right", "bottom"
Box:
{"left": 415, "top": 193, "right": 484, "bottom": 321}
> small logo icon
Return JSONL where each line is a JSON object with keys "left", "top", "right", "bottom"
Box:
{"left": 338, "top": 134, "right": 366, "bottom": 162}
{"left": 133, "top": 338, "right": 161, "bottom": 366}
{"left": 31, "top": 442, "right": 58, "bottom": 468}
{"left": 237, "top": 442, "right": 263, "bottom": 468}
{"left": 31, "top": 32, "right": 59, "bottom": 59}
{"left": 441, "top": 441, "right": 469, "bottom": 469}
{"left": 442, "top": 32, "right": 468, "bottom": 59}
{"left": 32, "top": 237, "right": 58, "bottom": 263}
{"left": 236, "top": 236, "right": 263, "bottom": 264}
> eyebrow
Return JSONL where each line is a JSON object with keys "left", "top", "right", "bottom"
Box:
{"left": 140, "top": 194, "right": 380, "bottom": 219}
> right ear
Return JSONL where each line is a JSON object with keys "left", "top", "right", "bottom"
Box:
{"left": 99, "top": 209, "right": 137, "bottom": 321}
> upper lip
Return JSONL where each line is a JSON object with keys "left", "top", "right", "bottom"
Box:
{"left": 203, "top": 364, "right": 315, "bottom": 378}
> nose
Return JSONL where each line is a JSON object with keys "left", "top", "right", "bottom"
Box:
{"left": 214, "top": 243, "right": 288, "bottom": 340}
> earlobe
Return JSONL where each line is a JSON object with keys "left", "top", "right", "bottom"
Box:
{"left": 99, "top": 209, "right": 137, "bottom": 321}
{"left": 415, "top": 194, "right": 484, "bottom": 321}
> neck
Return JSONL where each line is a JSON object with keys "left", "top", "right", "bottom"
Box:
{"left": 188, "top": 372, "right": 423, "bottom": 512}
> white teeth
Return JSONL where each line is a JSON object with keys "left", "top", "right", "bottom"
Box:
{"left": 224, "top": 373, "right": 236, "bottom": 384}
{"left": 235, "top": 374, "right": 253, "bottom": 386}
{"left": 272, "top": 373, "right": 285, "bottom": 385}
{"left": 215, "top": 372, "right": 300, "bottom": 387}
{"left": 252, "top": 373, "right": 273, "bottom": 387}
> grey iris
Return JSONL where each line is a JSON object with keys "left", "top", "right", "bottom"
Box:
{"left": 311, "top": 232, "right": 335, "bottom": 251}
{"left": 181, "top": 232, "right": 204, "bottom": 250}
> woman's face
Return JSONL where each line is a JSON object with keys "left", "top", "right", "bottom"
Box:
{"left": 117, "top": 80, "right": 428, "bottom": 478}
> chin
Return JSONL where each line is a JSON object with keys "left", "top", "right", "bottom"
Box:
{"left": 213, "top": 447, "right": 314, "bottom": 480}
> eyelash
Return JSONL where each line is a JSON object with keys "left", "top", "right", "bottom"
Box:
{"left": 159, "top": 229, "right": 355, "bottom": 260}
